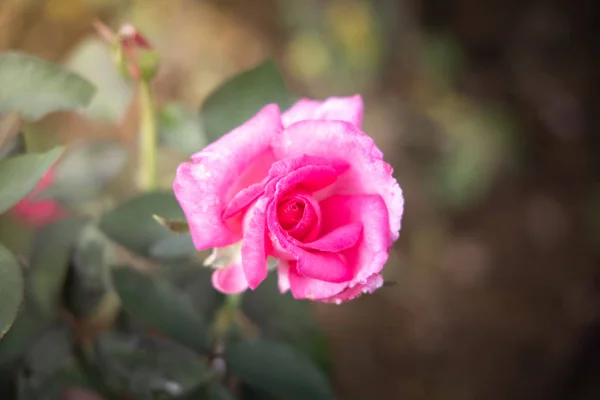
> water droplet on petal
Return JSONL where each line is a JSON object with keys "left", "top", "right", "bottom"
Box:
{"left": 334, "top": 299, "right": 342, "bottom": 305}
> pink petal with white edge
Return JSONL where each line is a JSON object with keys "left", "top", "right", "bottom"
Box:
{"left": 222, "top": 178, "right": 267, "bottom": 219}
{"left": 321, "top": 273, "right": 384, "bottom": 304}
{"left": 295, "top": 249, "right": 352, "bottom": 283}
{"left": 287, "top": 261, "right": 348, "bottom": 300}
{"left": 278, "top": 260, "right": 291, "bottom": 293}
{"left": 319, "top": 194, "right": 391, "bottom": 286}
{"left": 173, "top": 105, "right": 282, "bottom": 250}
{"left": 241, "top": 197, "right": 271, "bottom": 290}
{"left": 211, "top": 264, "right": 249, "bottom": 294}
{"left": 301, "top": 222, "right": 362, "bottom": 252}
{"left": 272, "top": 120, "right": 403, "bottom": 241}
{"left": 282, "top": 95, "right": 364, "bottom": 129}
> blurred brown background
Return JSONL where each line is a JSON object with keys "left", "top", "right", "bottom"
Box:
{"left": 2, "top": 0, "right": 600, "bottom": 399}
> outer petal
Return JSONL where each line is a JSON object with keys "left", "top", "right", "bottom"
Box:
{"left": 173, "top": 104, "right": 282, "bottom": 250}
{"left": 241, "top": 197, "right": 270, "bottom": 290}
{"left": 319, "top": 194, "right": 391, "bottom": 286}
{"left": 272, "top": 120, "right": 403, "bottom": 241}
{"left": 287, "top": 261, "right": 348, "bottom": 300}
{"left": 295, "top": 249, "right": 352, "bottom": 283}
{"left": 212, "top": 264, "right": 249, "bottom": 294}
{"left": 282, "top": 95, "right": 364, "bottom": 129}
{"left": 321, "top": 273, "right": 384, "bottom": 304}
{"left": 278, "top": 260, "right": 291, "bottom": 293}
{"left": 302, "top": 222, "right": 362, "bottom": 252}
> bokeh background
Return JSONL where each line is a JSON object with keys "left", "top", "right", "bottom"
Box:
{"left": 2, "top": 0, "right": 600, "bottom": 399}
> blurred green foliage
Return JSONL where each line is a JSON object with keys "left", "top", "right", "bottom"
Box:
{"left": 200, "top": 61, "right": 294, "bottom": 144}
{"left": 0, "top": 51, "right": 333, "bottom": 400}
{"left": 0, "top": 52, "right": 96, "bottom": 122}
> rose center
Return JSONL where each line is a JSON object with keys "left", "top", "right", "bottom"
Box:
{"left": 276, "top": 194, "right": 320, "bottom": 242}
{"left": 277, "top": 198, "right": 305, "bottom": 229}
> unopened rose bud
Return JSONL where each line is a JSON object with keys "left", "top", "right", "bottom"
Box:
{"left": 94, "top": 20, "right": 160, "bottom": 81}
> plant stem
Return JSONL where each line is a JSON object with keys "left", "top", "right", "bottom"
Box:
{"left": 213, "top": 293, "right": 244, "bottom": 343}
{"left": 138, "top": 79, "right": 157, "bottom": 191}
{"left": 225, "top": 293, "right": 242, "bottom": 311}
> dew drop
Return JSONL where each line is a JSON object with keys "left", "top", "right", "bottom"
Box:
{"left": 334, "top": 299, "right": 342, "bottom": 305}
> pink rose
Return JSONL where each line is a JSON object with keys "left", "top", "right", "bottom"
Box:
{"left": 173, "top": 95, "right": 403, "bottom": 303}
{"left": 11, "top": 168, "right": 65, "bottom": 227}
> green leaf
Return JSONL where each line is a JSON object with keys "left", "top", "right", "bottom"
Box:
{"left": 150, "top": 233, "right": 197, "bottom": 260}
{"left": 17, "top": 324, "right": 74, "bottom": 399}
{"left": 0, "top": 212, "right": 35, "bottom": 260}
{"left": 0, "top": 147, "right": 64, "bottom": 215}
{"left": 243, "top": 274, "right": 332, "bottom": 373}
{"left": 64, "top": 225, "right": 115, "bottom": 318}
{"left": 98, "top": 191, "right": 185, "bottom": 257}
{"left": 0, "top": 243, "right": 24, "bottom": 338}
{"left": 159, "top": 263, "right": 221, "bottom": 318}
{"left": 94, "top": 332, "right": 209, "bottom": 397}
{"left": 29, "top": 217, "right": 89, "bottom": 317}
{"left": 0, "top": 300, "right": 52, "bottom": 366}
{"left": 209, "top": 384, "right": 236, "bottom": 400}
{"left": 200, "top": 60, "right": 292, "bottom": 142}
{"left": 0, "top": 52, "right": 96, "bottom": 121}
{"left": 37, "top": 139, "right": 127, "bottom": 204}
{"left": 225, "top": 339, "right": 334, "bottom": 400}
{"left": 148, "top": 219, "right": 197, "bottom": 259}
{"left": 112, "top": 267, "right": 210, "bottom": 354}
{"left": 159, "top": 103, "right": 207, "bottom": 155}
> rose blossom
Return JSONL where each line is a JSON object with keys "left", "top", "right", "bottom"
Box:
{"left": 11, "top": 168, "right": 65, "bottom": 226}
{"left": 173, "top": 95, "right": 403, "bottom": 303}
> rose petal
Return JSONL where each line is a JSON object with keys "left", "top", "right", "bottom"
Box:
{"left": 278, "top": 260, "right": 291, "bottom": 293}
{"left": 222, "top": 178, "right": 267, "bottom": 219}
{"left": 268, "top": 155, "right": 349, "bottom": 191}
{"left": 275, "top": 165, "right": 342, "bottom": 194}
{"left": 265, "top": 161, "right": 350, "bottom": 253}
{"left": 211, "top": 264, "right": 249, "bottom": 294}
{"left": 12, "top": 168, "right": 65, "bottom": 226}
{"left": 174, "top": 104, "right": 282, "bottom": 250}
{"left": 223, "top": 155, "right": 348, "bottom": 220}
{"left": 287, "top": 261, "right": 348, "bottom": 300}
{"left": 282, "top": 95, "right": 364, "bottom": 129}
{"left": 12, "top": 199, "right": 65, "bottom": 226}
{"left": 321, "top": 273, "right": 384, "bottom": 304}
{"left": 295, "top": 249, "right": 352, "bottom": 283}
{"left": 272, "top": 120, "right": 403, "bottom": 241}
{"left": 302, "top": 222, "right": 362, "bottom": 252}
{"left": 319, "top": 194, "right": 391, "bottom": 286}
{"left": 241, "top": 197, "right": 271, "bottom": 289}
